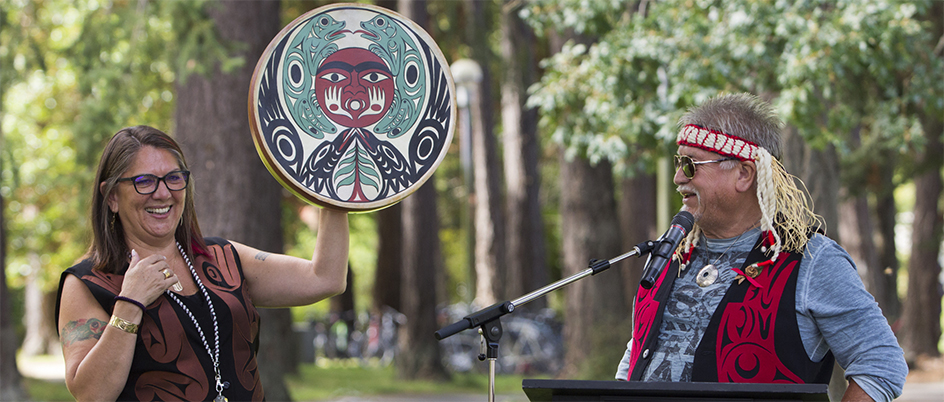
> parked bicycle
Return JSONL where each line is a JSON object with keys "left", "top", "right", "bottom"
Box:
{"left": 437, "top": 302, "right": 564, "bottom": 375}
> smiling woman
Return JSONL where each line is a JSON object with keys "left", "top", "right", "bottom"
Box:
{"left": 54, "top": 125, "right": 350, "bottom": 401}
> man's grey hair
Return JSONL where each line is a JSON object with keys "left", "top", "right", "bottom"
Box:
{"left": 679, "top": 93, "right": 784, "bottom": 160}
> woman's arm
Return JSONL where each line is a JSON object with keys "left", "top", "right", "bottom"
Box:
{"left": 58, "top": 252, "right": 180, "bottom": 401}
{"left": 59, "top": 274, "right": 137, "bottom": 401}
{"left": 239, "top": 207, "right": 350, "bottom": 307}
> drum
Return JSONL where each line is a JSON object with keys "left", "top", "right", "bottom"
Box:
{"left": 249, "top": 3, "right": 456, "bottom": 212}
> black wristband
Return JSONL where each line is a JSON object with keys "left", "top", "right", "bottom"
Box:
{"left": 114, "top": 295, "right": 146, "bottom": 311}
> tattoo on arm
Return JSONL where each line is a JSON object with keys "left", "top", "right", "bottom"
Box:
{"left": 254, "top": 252, "right": 271, "bottom": 261}
{"left": 61, "top": 318, "right": 106, "bottom": 347}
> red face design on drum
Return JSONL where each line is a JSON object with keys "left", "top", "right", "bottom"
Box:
{"left": 315, "top": 48, "right": 395, "bottom": 128}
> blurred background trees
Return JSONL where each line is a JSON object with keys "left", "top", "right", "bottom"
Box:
{"left": 2, "top": 0, "right": 941, "bottom": 400}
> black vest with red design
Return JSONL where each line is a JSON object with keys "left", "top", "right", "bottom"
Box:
{"left": 627, "top": 234, "right": 834, "bottom": 383}
{"left": 55, "top": 237, "right": 264, "bottom": 401}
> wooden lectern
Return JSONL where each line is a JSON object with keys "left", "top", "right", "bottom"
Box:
{"left": 522, "top": 379, "right": 829, "bottom": 401}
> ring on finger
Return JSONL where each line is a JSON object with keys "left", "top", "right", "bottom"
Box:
{"left": 162, "top": 268, "right": 173, "bottom": 279}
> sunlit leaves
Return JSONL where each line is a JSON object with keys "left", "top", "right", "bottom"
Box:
{"left": 0, "top": 0, "right": 226, "bottom": 289}
{"left": 524, "top": 0, "right": 942, "bottom": 181}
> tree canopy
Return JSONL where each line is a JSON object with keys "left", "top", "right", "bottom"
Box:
{"left": 525, "top": 0, "right": 943, "bottom": 179}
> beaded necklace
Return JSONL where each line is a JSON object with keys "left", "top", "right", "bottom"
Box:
{"left": 167, "top": 242, "right": 228, "bottom": 402}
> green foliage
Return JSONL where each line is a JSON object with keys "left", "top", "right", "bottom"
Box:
{"left": 1, "top": 0, "right": 239, "bottom": 291}
{"left": 524, "top": 0, "right": 943, "bottom": 180}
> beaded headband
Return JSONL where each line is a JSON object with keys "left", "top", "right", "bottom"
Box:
{"left": 676, "top": 124, "right": 760, "bottom": 161}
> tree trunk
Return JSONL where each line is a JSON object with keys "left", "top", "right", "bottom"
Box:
{"left": 1, "top": 187, "right": 29, "bottom": 401}
{"left": 782, "top": 125, "right": 845, "bottom": 400}
{"left": 328, "top": 265, "right": 356, "bottom": 360}
{"left": 20, "top": 253, "right": 58, "bottom": 356}
{"left": 837, "top": 194, "right": 882, "bottom": 299}
{"left": 463, "top": 0, "right": 506, "bottom": 306}
{"left": 395, "top": 0, "right": 449, "bottom": 382}
{"left": 500, "top": 0, "right": 547, "bottom": 307}
{"left": 559, "top": 155, "right": 626, "bottom": 380}
{"left": 373, "top": 204, "right": 403, "bottom": 313}
{"left": 398, "top": 179, "right": 449, "bottom": 380}
{"left": 900, "top": 117, "right": 944, "bottom": 361}
{"left": 175, "top": 0, "right": 292, "bottom": 399}
{"left": 838, "top": 126, "right": 897, "bottom": 320}
{"left": 873, "top": 168, "right": 901, "bottom": 324}
{"left": 618, "top": 173, "right": 658, "bottom": 311}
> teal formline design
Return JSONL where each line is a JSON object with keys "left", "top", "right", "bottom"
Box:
{"left": 254, "top": 4, "right": 452, "bottom": 211}
{"left": 360, "top": 14, "right": 427, "bottom": 138}
{"left": 281, "top": 14, "right": 347, "bottom": 139}
{"left": 280, "top": 10, "right": 426, "bottom": 141}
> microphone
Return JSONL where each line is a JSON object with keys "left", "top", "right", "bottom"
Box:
{"left": 639, "top": 210, "right": 695, "bottom": 289}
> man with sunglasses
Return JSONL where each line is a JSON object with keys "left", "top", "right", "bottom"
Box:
{"left": 615, "top": 93, "right": 906, "bottom": 402}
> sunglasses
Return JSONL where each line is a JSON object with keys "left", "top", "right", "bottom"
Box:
{"left": 673, "top": 155, "right": 737, "bottom": 179}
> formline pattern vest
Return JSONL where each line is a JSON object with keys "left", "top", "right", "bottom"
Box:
{"left": 627, "top": 234, "right": 834, "bottom": 383}
{"left": 55, "top": 237, "right": 264, "bottom": 401}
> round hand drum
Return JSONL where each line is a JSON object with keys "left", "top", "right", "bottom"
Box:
{"left": 249, "top": 3, "right": 456, "bottom": 212}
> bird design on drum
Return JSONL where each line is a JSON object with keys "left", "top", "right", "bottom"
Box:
{"left": 282, "top": 14, "right": 347, "bottom": 139}
{"left": 360, "top": 14, "right": 426, "bottom": 138}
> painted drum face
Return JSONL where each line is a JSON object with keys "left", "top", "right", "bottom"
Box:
{"left": 249, "top": 3, "right": 456, "bottom": 212}
{"left": 315, "top": 48, "right": 395, "bottom": 128}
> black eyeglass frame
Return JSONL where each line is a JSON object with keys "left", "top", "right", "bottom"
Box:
{"left": 673, "top": 155, "right": 737, "bottom": 179}
{"left": 116, "top": 170, "right": 191, "bottom": 195}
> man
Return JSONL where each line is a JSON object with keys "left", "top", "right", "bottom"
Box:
{"left": 616, "top": 93, "right": 907, "bottom": 401}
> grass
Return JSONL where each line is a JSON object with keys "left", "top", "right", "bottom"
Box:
{"left": 288, "top": 359, "right": 541, "bottom": 401}
{"left": 23, "top": 378, "right": 73, "bottom": 402}
{"left": 23, "top": 359, "right": 546, "bottom": 402}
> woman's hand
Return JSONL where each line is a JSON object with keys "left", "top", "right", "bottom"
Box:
{"left": 120, "top": 249, "right": 180, "bottom": 306}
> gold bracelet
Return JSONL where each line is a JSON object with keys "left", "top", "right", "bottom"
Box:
{"left": 108, "top": 315, "right": 139, "bottom": 334}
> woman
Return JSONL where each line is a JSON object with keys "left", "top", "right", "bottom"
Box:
{"left": 55, "top": 125, "right": 349, "bottom": 401}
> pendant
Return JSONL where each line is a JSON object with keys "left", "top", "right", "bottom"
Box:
{"left": 696, "top": 264, "right": 719, "bottom": 287}
{"left": 213, "top": 395, "right": 228, "bottom": 402}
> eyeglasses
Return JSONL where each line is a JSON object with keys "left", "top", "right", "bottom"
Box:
{"left": 673, "top": 155, "right": 736, "bottom": 179}
{"left": 117, "top": 170, "right": 190, "bottom": 195}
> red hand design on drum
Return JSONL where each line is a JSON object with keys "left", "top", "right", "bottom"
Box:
{"left": 316, "top": 48, "right": 394, "bottom": 128}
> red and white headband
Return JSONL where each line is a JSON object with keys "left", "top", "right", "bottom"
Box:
{"left": 675, "top": 124, "right": 785, "bottom": 263}
{"left": 676, "top": 124, "right": 761, "bottom": 161}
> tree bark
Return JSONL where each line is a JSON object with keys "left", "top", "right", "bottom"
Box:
{"left": 838, "top": 126, "right": 898, "bottom": 320}
{"left": 175, "top": 0, "right": 293, "bottom": 399}
{"left": 398, "top": 180, "right": 449, "bottom": 380}
{"left": 394, "top": 0, "right": 449, "bottom": 382}
{"left": 463, "top": 0, "right": 506, "bottom": 306}
{"left": 1, "top": 187, "right": 29, "bottom": 401}
{"left": 373, "top": 204, "right": 403, "bottom": 313}
{"left": 559, "top": 156, "right": 626, "bottom": 380}
{"left": 782, "top": 125, "right": 845, "bottom": 400}
{"left": 900, "top": 116, "right": 943, "bottom": 361}
{"left": 618, "top": 173, "right": 658, "bottom": 311}
{"left": 873, "top": 168, "right": 901, "bottom": 323}
{"left": 20, "top": 253, "right": 58, "bottom": 356}
{"left": 500, "top": 0, "right": 547, "bottom": 307}
{"left": 837, "top": 194, "right": 881, "bottom": 301}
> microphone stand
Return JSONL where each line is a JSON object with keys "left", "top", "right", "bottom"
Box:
{"left": 434, "top": 240, "right": 658, "bottom": 402}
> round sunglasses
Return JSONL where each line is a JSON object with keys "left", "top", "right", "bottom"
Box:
{"left": 673, "top": 155, "right": 737, "bottom": 179}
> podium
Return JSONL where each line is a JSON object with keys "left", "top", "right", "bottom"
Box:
{"left": 522, "top": 379, "right": 829, "bottom": 401}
